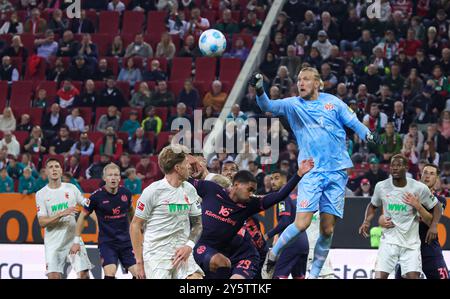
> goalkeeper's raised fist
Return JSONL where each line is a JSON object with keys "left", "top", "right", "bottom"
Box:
{"left": 366, "top": 131, "right": 380, "bottom": 144}
{"left": 249, "top": 73, "right": 264, "bottom": 96}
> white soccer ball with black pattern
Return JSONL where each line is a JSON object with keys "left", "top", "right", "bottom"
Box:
{"left": 198, "top": 29, "right": 227, "bottom": 57}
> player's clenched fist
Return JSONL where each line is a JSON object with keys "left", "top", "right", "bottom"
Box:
{"left": 297, "top": 158, "right": 314, "bottom": 177}
{"left": 249, "top": 73, "right": 264, "bottom": 95}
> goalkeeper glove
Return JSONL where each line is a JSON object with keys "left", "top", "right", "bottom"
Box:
{"left": 366, "top": 131, "right": 380, "bottom": 144}
{"left": 249, "top": 73, "right": 264, "bottom": 96}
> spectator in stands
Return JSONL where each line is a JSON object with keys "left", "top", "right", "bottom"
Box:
{"left": 108, "top": 35, "right": 125, "bottom": 58}
{"left": 77, "top": 33, "right": 98, "bottom": 67}
{"left": 167, "top": 8, "right": 189, "bottom": 38}
{"left": 19, "top": 167, "right": 35, "bottom": 194}
{"left": 395, "top": 49, "right": 412, "bottom": 77}
{"left": 376, "top": 85, "right": 395, "bottom": 116}
{"left": 259, "top": 51, "right": 279, "bottom": 85}
{"left": 124, "top": 168, "right": 142, "bottom": 195}
{"left": 3, "top": 35, "right": 28, "bottom": 63}
{"left": 47, "top": 8, "right": 68, "bottom": 36}
{"left": 141, "top": 106, "right": 162, "bottom": 134}
{"left": 338, "top": 64, "right": 358, "bottom": 95}
{"left": 118, "top": 153, "right": 132, "bottom": 178}
{"left": 62, "top": 172, "right": 83, "bottom": 191}
{"left": 0, "top": 56, "right": 19, "bottom": 84}
{"left": 24, "top": 125, "right": 47, "bottom": 154}
{"left": 48, "top": 125, "right": 75, "bottom": 156}
{"left": 142, "top": 59, "right": 167, "bottom": 82}
{"left": 369, "top": 46, "right": 389, "bottom": 76}
{"left": 93, "top": 58, "right": 114, "bottom": 81}
{"left": 440, "top": 162, "right": 450, "bottom": 190}
{"left": 0, "top": 107, "right": 15, "bottom": 132}
{"left": 311, "top": 30, "right": 332, "bottom": 60}
{"left": 128, "top": 0, "right": 156, "bottom": 12}
{"left": 378, "top": 122, "right": 402, "bottom": 163}
{"left": 407, "top": 84, "right": 435, "bottom": 124}
{"left": 425, "top": 124, "right": 448, "bottom": 155}
{"left": 390, "top": 101, "right": 410, "bottom": 135}
{"left": 95, "top": 126, "right": 123, "bottom": 160}
{"left": 403, "top": 123, "right": 424, "bottom": 154}
{"left": 362, "top": 156, "right": 389, "bottom": 193}
{"left": 223, "top": 37, "right": 250, "bottom": 62}
{"left": 86, "top": 154, "right": 111, "bottom": 179}
{"left": 234, "top": 140, "right": 258, "bottom": 170}
{"left": 207, "top": 156, "right": 221, "bottom": 174}
{"left": 16, "top": 114, "right": 32, "bottom": 132}
{"left": 271, "top": 11, "right": 294, "bottom": 42}
{"left": 411, "top": 48, "right": 432, "bottom": 79}
{"left": 186, "top": 7, "right": 210, "bottom": 35}
{"left": 69, "top": 131, "right": 94, "bottom": 157}
{"left": 108, "top": 0, "right": 126, "bottom": 13}
{"left": 320, "top": 62, "right": 338, "bottom": 93}
{"left": 421, "top": 140, "right": 440, "bottom": 165}
{"left": 70, "top": 9, "right": 95, "bottom": 34}
{"left": 432, "top": 9, "right": 450, "bottom": 41}
{"left": 272, "top": 65, "right": 293, "bottom": 97}
{"left": 0, "top": 167, "right": 14, "bottom": 193}
{"left": 239, "top": 9, "right": 262, "bottom": 35}
{"left": 7, "top": 155, "right": 23, "bottom": 180}
{"left": 178, "top": 78, "right": 200, "bottom": 109}
{"left": 0, "top": 12, "right": 23, "bottom": 34}
{"left": 355, "top": 84, "right": 375, "bottom": 112}
{"left": 336, "top": 83, "right": 349, "bottom": 101}
{"left": 166, "top": 102, "right": 191, "bottom": 130}
{"left": 247, "top": 160, "right": 264, "bottom": 189}
{"left": 150, "top": 80, "right": 175, "bottom": 107}
{"left": 355, "top": 30, "right": 375, "bottom": 60}
{"left": 440, "top": 48, "right": 450, "bottom": 75}
{"left": 118, "top": 58, "right": 142, "bottom": 88}
{"left": 431, "top": 65, "right": 449, "bottom": 98}
{"left": 383, "top": 63, "right": 405, "bottom": 98}
{"left": 57, "top": 30, "right": 79, "bottom": 57}
{"left": 203, "top": 80, "right": 228, "bottom": 113}
{"left": 226, "top": 103, "right": 247, "bottom": 123}
{"left": 46, "top": 57, "right": 67, "bottom": 83}
{"left": 67, "top": 55, "right": 93, "bottom": 81}
{"left": 56, "top": 80, "right": 80, "bottom": 109}
{"left": 214, "top": 9, "right": 239, "bottom": 35}
{"left": 304, "top": 46, "right": 322, "bottom": 69}
{"left": 136, "top": 154, "right": 157, "bottom": 182}
{"left": 360, "top": 64, "right": 382, "bottom": 95}
{"left": 96, "top": 105, "right": 120, "bottom": 133}
{"left": 124, "top": 33, "right": 153, "bottom": 59}
{"left": 439, "top": 111, "right": 450, "bottom": 139}
{"left": 269, "top": 31, "right": 287, "bottom": 58}
{"left": 128, "top": 127, "right": 153, "bottom": 155}
{"left": 35, "top": 30, "right": 58, "bottom": 61}
{"left": 401, "top": 134, "right": 420, "bottom": 169}
{"left": 354, "top": 178, "right": 372, "bottom": 197}
{"left": 65, "top": 108, "right": 85, "bottom": 133}
{"left": 18, "top": 152, "right": 37, "bottom": 176}
{"left": 399, "top": 28, "right": 422, "bottom": 59}
{"left": 24, "top": 8, "right": 47, "bottom": 34}
{"left": 339, "top": 8, "right": 361, "bottom": 51}
{"left": 375, "top": 30, "right": 399, "bottom": 62}
{"left": 0, "top": 131, "right": 19, "bottom": 158}
{"left": 363, "top": 102, "right": 388, "bottom": 134}
{"left": 317, "top": 11, "right": 339, "bottom": 43}
{"left": 130, "top": 82, "right": 152, "bottom": 108}
{"left": 240, "top": 85, "right": 261, "bottom": 116}
{"left": 292, "top": 33, "right": 309, "bottom": 58}
{"left": 98, "top": 77, "right": 128, "bottom": 108}
{"left": 155, "top": 32, "right": 176, "bottom": 60}
{"left": 120, "top": 110, "right": 141, "bottom": 139}
{"left": 0, "top": 0, "right": 13, "bottom": 13}
{"left": 324, "top": 45, "right": 345, "bottom": 77}
{"left": 75, "top": 80, "right": 98, "bottom": 107}
{"left": 177, "top": 34, "right": 201, "bottom": 58}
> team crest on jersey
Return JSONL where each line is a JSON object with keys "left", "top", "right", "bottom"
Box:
{"left": 184, "top": 195, "right": 190, "bottom": 204}
{"left": 65, "top": 192, "right": 69, "bottom": 199}
{"left": 324, "top": 103, "right": 335, "bottom": 111}
{"left": 299, "top": 199, "right": 309, "bottom": 208}
{"left": 121, "top": 195, "right": 128, "bottom": 202}
{"left": 137, "top": 201, "right": 145, "bottom": 211}
{"left": 278, "top": 202, "right": 286, "bottom": 212}
{"left": 85, "top": 199, "right": 91, "bottom": 207}
{"left": 197, "top": 245, "right": 206, "bottom": 255}
{"left": 37, "top": 205, "right": 40, "bottom": 212}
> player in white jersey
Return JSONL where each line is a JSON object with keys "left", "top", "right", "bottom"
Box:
{"left": 306, "top": 211, "right": 335, "bottom": 279}
{"left": 35, "top": 158, "right": 93, "bottom": 279}
{"left": 130, "top": 144, "right": 204, "bottom": 279}
{"left": 359, "top": 154, "right": 440, "bottom": 279}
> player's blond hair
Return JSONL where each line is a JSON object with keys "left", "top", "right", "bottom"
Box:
{"left": 298, "top": 67, "right": 324, "bottom": 90}
{"left": 102, "top": 163, "right": 120, "bottom": 177}
{"left": 158, "top": 144, "right": 190, "bottom": 174}
{"left": 210, "top": 174, "right": 232, "bottom": 188}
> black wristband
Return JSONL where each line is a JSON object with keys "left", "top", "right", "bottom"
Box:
{"left": 256, "top": 87, "right": 264, "bottom": 96}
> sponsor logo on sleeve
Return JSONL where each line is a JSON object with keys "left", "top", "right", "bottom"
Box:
{"left": 137, "top": 201, "right": 145, "bottom": 212}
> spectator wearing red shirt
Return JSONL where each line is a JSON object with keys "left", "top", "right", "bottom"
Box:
{"left": 56, "top": 80, "right": 80, "bottom": 109}
{"left": 390, "top": 0, "right": 412, "bottom": 19}
{"left": 136, "top": 154, "right": 158, "bottom": 183}
{"left": 399, "top": 28, "right": 422, "bottom": 58}
{"left": 95, "top": 126, "right": 123, "bottom": 160}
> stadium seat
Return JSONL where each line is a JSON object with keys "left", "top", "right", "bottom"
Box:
{"left": 13, "top": 107, "right": 43, "bottom": 126}
{"left": 93, "top": 107, "right": 108, "bottom": 128}
{"left": 80, "top": 179, "right": 103, "bottom": 193}
{"left": 0, "top": 81, "right": 8, "bottom": 110}
{"left": 85, "top": 9, "right": 99, "bottom": 30}
{"left": 123, "top": 56, "right": 144, "bottom": 70}
{"left": 99, "top": 11, "right": 120, "bottom": 35}
{"left": 78, "top": 156, "right": 90, "bottom": 178}
{"left": 9, "top": 81, "right": 33, "bottom": 109}
{"left": 42, "top": 154, "right": 65, "bottom": 167}
{"left": 116, "top": 81, "right": 131, "bottom": 102}
{"left": 101, "top": 57, "right": 119, "bottom": 76}
{"left": 149, "top": 155, "right": 163, "bottom": 179}
{"left": 231, "top": 11, "right": 241, "bottom": 23}
{"left": 34, "top": 81, "right": 58, "bottom": 100}
{"left": 122, "top": 11, "right": 145, "bottom": 33}
{"left": 201, "top": 10, "right": 218, "bottom": 26}
{"left": 77, "top": 107, "right": 93, "bottom": 128}
{"left": 130, "top": 154, "right": 141, "bottom": 166}
{"left": 91, "top": 34, "right": 112, "bottom": 57}
{"left": 155, "top": 131, "right": 171, "bottom": 152}
{"left": 14, "top": 131, "right": 29, "bottom": 152}
{"left": 93, "top": 81, "right": 106, "bottom": 93}
{"left": 10, "top": 57, "right": 23, "bottom": 77}
{"left": 88, "top": 131, "right": 105, "bottom": 143}
{"left": 195, "top": 57, "right": 218, "bottom": 82}
{"left": 231, "top": 33, "right": 253, "bottom": 49}
{"left": 24, "top": 57, "right": 46, "bottom": 81}
{"left": 146, "top": 11, "right": 167, "bottom": 34}
{"left": 19, "top": 34, "right": 35, "bottom": 51}
{"left": 167, "top": 80, "right": 185, "bottom": 98}
{"left": 219, "top": 57, "right": 241, "bottom": 82}
{"left": 117, "top": 131, "right": 129, "bottom": 141}
{"left": 170, "top": 57, "right": 192, "bottom": 81}
{"left": 154, "top": 107, "right": 168, "bottom": 125}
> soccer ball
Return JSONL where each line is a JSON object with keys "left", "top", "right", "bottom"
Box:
{"left": 198, "top": 29, "right": 227, "bottom": 57}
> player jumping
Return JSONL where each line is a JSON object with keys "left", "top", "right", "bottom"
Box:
{"left": 35, "top": 158, "right": 93, "bottom": 279}
{"left": 71, "top": 163, "right": 139, "bottom": 279}
{"left": 359, "top": 155, "right": 441, "bottom": 279}
{"left": 380, "top": 163, "right": 448, "bottom": 279}
{"left": 250, "top": 68, "right": 379, "bottom": 278}
{"left": 130, "top": 145, "right": 204, "bottom": 279}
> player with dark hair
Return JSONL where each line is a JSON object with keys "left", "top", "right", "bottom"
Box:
{"left": 71, "top": 163, "right": 139, "bottom": 279}
{"left": 265, "top": 170, "right": 309, "bottom": 279}
{"left": 250, "top": 68, "right": 380, "bottom": 278}
{"left": 189, "top": 158, "right": 314, "bottom": 279}
{"left": 380, "top": 163, "right": 448, "bottom": 279}
{"left": 35, "top": 158, "right": 92, "bottom": 279}
{"left": 359, "top": 155, "right": 441, "bottom": 279}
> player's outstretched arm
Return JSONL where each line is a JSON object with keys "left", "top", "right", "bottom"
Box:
{"left": 250, "top": 73, "right": 290, "bottom": 115}
{"left": 70, "top": 209, "right": 92, "bottom": 255}
{"left": 359, "top": 203, "right": 378, "bottom": 238}
{"left": 130, "top": 216, "right": 146, "bottom": 279}
{"left": 338, "top": 102, "right": 380, "bottom": 145}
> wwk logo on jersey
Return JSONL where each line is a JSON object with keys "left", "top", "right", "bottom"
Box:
{"left": 218, "top": 206, "right": 233, "bottom": 217}
{"left": 168, "top": 204, "right": 190, "bottom": 213}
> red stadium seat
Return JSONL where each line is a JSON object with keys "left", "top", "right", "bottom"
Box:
{"left": 9, "top": 81, "right": 33, "bottom": 109}
{"left": 14, "top": 131, "right": 29, "bottom": 151}
{"left": 201, "top": 10, "right": 217, "bottom": 26}
{"left": 130, "top": 154, "right": 141, "bottom": 166}
{"left": 154, "top": 107, "right": 168, "bottom": 125}
{"left": 85, "top": 9, "right": 99, "bottom": 30}
{"left": 219, "top": 57, "right": 241, "bottom": 82}
{"left": 42, "top": 154, "right": 65, "bottom": 167}
{"left": 155, "top": 131, "right": 171, "bottom": 152}
{"left": 24, "top": 56, "right": 46, "bottom": 81}
{"left": 77, "top": 107, "right": 93, "bottom": 127}
{"left": 149, "top": 155, "right": 163, "bottom": 179}
{"left": 231, "top": 33, "right": 253, "bottom": 49}
{"left": 91, "top": 34, "right": 112, "bottom": 57}
{"left": 101, "top": 57, "right": 119, "bottom": 76}
{"left": 116, "top": 81, "right": 130, "bottom": 102}
{"left": 12, "top": 107, "right": 43, "bottom": 126}
{"left": 80, "top": 179, "right": 103, "bottom": 193}
{"left": 122, "top": 11, "right": 145, "bottom": 33}
{"left": 34, "top": 81, "right": 58, "bottom": 100}
{"left": 19, "top": 34, "right": 35, "bottom": 51}
{"left": 170, "top": 57, "right": 192, "bottom": 81}
{"left": 93, "top": 81, "right": 106, "bottom": 93}
{"left": 231, "top": 11, "right": 241, "bottom": 23}
{"left": 10, "top": 57, "right": 23, "bottom": 77}
{"left": 99, "top": 11, "right": 120, "bottom": 35}
{"left": 194, "top": 57, "right": 217, "bottom": 82}
{"left": 78, "top": 156, "right": 90, "bottom": 178}
{"left": 117, "top": 131, "right": 129, "bottom": 142}
{"left": 93, "top": 107, "right": 108, "bottom": 128}
{"left": 0, "top": 81, "right": 8, "bottom": 110}
{"left": 88, "top": 131, "right": 105, "bottom": 143}
{"left": 146, "top": 11, "right": 167, "bottom": 34}
{"left": 167, "top": 80, "right": 184, "bottom": 98}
